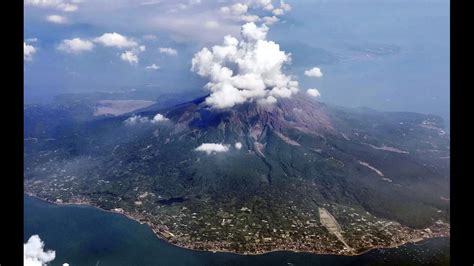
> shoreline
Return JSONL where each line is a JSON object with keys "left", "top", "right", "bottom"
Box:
{"left": 24, "top": 192, "right": 449, "bottom": 257}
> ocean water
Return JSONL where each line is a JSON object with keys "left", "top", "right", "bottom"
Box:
{"left": 24, "top": 195, "right": 449, "bottom": 266}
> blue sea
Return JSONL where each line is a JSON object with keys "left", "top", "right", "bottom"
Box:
{"left": 24, "top": 195, "right": 449, "bottom": 266}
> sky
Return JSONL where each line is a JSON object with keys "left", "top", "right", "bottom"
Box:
{"left": 24, "top": 0, "right": 450, "bottom": 124}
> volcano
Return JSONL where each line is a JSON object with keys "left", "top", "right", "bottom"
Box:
{"left": 24, "top": 94, "right": 450, "bottom": 255}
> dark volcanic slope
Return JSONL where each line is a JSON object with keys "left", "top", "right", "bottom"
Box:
{"left": 24, "top": 94, "right": 450, "bottom": 254}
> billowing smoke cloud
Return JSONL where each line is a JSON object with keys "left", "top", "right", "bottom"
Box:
{"left": 191, "top": 22, "right": 298, "bottom": 109}
{"left": 195, "top": 143, "right": 230, "bottom": 154}
{"left": 24, "top": 235, "right": 56, "bottom": 266}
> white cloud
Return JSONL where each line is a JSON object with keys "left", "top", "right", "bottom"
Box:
{"left": 152, "top": 113, "right": 169, "bottom": 122}
{"left": 24, "top": 235, "right": 56, "bottom": 266}
{"left": 58, "top": 2, "right": 77, "bottom": 12}
{"left": 221, "top": 7, "right": 255, "bottom": 23}
{"left": 280, "top": 0, "right": 292, "bottom": 12}
{"left": 304, "top": 67, "right": 323, "bottom": 78}
{"left": 241, "top": 22, "right": 268, "bottom": 40}
{"left": 159, "top": 47, "right": 178, "bottom": 56}
{"left": 231, "top": 3, "right": 248, "bottom": 15}
{"left": 235, "top": 142, "right": 242, "bottom": 150}
{"left": 271, "top": 1, "right": 291, "bottom": 16}
{"left": 58, "top": 38, "right": 94, "bottom": 53}
{"left": 46, "top": 14, "right": 67, "bottom": 24}
{"left": 92, "top": 33, "right": 145, "bottom": 63}
{"left": 272, "top": 8, "right": 284, "bottom": 16}
{"left": 63, "top": 264, "right": 70, "bottom": 266}
{"left": 94, "top": 33, "right": 138, "bottom": 48}
{"left": 219, "top": 0, "right": 290, "bottom": 25}
{"left": 25, "top": 0, "right": 78, "bottom": 12}
{"left": 26, "top": 38, "right": 38, "bottom": 42}
{"left": 239, "top": 14, "right": 260, "bottom": 23}
{"left": 124, "top": 115, "right": 149, "bottom": 125}
{"left": 120, "top": 50, "right": 139, "bottom": 64}
{"left": 146, "top": 64, "right": 160, "bottom": 70}
{"left": 191, "top": 22, "right": 298, "bottom": 109}
{"left": 124, "top": 114, "right": 169, "bottom": 124}
{"left": 24, "top": 42, "right": 37, "bottom": 60}
{"left": 306, "top": 88, "right": 321, "bottom": 97}
{"left": 253, "top": 0, "right": 274, "bottom": 11}
{"left": 195, "top": 143, "right": 230, "bottom": 154}
{"left": 220, "top": 3, "right": 248, "bottom": 16}
{"left": 262, "top": 16, "right": 278, "bottom": 25}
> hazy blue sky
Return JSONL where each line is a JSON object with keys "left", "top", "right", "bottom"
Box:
{"left": 24, "top": 0, "right": 449, "bottom": 123}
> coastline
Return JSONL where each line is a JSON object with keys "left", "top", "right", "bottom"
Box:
{"left": 24, "top": 192, "right": 449, "bottom": 257}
